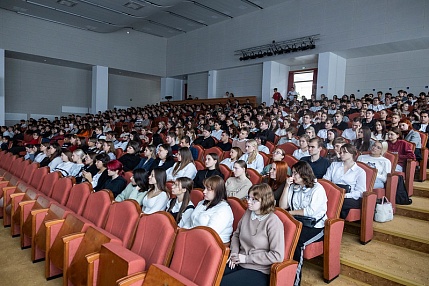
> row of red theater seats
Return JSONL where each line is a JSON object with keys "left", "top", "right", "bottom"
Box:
{"left": 0, "top": 149, "right": 311, "bottom": 285}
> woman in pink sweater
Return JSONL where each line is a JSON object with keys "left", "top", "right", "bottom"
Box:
{"left": 221, "top": 183, "right": 284, "bottom": 286}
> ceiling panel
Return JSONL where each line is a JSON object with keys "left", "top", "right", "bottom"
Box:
{"left": 0, "top": 0, "right": 291, "bottom": 37}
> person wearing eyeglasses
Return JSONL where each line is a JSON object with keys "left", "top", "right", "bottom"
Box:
{"left": 221, "top": 183, "right": 284, "bottom": 286}
{"left": 279, "top": 161, "right": 327, "bottom": 286}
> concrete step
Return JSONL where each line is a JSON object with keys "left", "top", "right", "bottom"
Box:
{"left": 340, "top": 233, "right": 429, "bottom": 286}
{"left": 414, "top": 181, "right": 429, "bottom": 198}
{"left": 396, "top": 196, "right": 429, "bottom": 221}
{"left": 345, "top": 214, "right": 429, "bottom": 254}
{"left": 302, "top": 262, "right": 370, "bottom": 286}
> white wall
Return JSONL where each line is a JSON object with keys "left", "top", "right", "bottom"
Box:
{"left": 217, "top": 65, "right": 263, "bottom": 101}
{"left": 345, "top": 49, "right": 429, "bottom": 97}
{"left": 5, "top": 58, "right": 91, "bottom": 118}
{"left": 108, "top": 74, "right": 161, "bottom": 109}
{"left": 167, "top": 0, "right": 429, "bottom": 76}
{"left": 0, "top": 9, "right": 167, "bottom": 76}
{"left": 187, "top": 73, "right": 208, "bottom": 99}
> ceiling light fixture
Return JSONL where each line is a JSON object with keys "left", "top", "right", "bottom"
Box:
{"left": 234, "top": 34, "right": 319, "bottom": 61}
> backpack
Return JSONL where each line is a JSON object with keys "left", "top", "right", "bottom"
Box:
{"left": 396, "top": 175, "right": 412, "bottom": 205}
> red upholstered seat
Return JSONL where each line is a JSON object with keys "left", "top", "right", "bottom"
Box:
{"left": 20, "top": 177, "right": 74, "bottom": 248}
{"left": 246, "top": 168, "right": 262, "bottom": 185}
{"left": 3, "top": 166, "right": 47, "bottom": 227}
{"left": 283, "top": 154, "right": 298, "bottom": 167}
{"left": 64, "top": 200, "right": 141, "bottom": 286}
{"left": 219, "top": 164, "right": 232, "bottom": 180}
{"left": 44, "top": 190, "right": 114, "bottom": 279}
{"left": 190, "top": 189, "right": 204, "bottom": 206}
{"left": 204, "top": 146, "right": 224, "bottom": 161}
{"left": 194, "top": 160, "right": 205, "bottom": 171}
{"left": 93, "top": 212, "right": 177, "bottom": 286}
{"left": 259, "top": 151, "right": 271, "bottom": 166}
{"left": 345, "top": 162, "right": 377, "bottom": 244}
{"left": 227, "top": 197, "right": 247, "bottom": 232}
{"left": 31, "top": 182, "right": 93, "bottom": 261}
{"left": 270, "top": 208, "right": 302, "bottom": 286}
{"left": 302, "top": 179, "right": 345, "bottom": 282}
{"left": 277, "top": 142, "right": 299, "bottom": 155}
{"left": 117, "top": 226, "right": 229, "bottom": 286}
{"left": 10, "top": 171, "right": 61, "bottom": 236}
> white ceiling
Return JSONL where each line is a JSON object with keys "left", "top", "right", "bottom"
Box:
{"left": 0, "top": 0, "right": 287, "bottom": 38}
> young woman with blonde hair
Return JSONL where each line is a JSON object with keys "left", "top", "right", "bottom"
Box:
{"left": 239, "top": 139, "right": 264, "bottom": 173}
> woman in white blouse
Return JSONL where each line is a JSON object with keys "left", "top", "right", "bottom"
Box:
{"left": 141, "top": 168, "right": 169, "bottom": 214}
{"left": 279, "top": 161, "right": 327, "bottom": 286}
{"left": 292, "top": 135, "right": 310, "bottom": 160}
{"left": 166, "top": 147, "right": 197, "bottom": 181}
{"left": 239, "top": 139, "right": 264, "bottom": 173}
{"left": 165, "top": 177, "right": 194, "bottom": 228}
{"left": 220, "top": 147, "right": 243, "bottom": 170}
{"left": 323, "top": 143, "right": 366, "bottom": 219}
{"left": 183, "top": 175, "right": 233, "bottom": 244}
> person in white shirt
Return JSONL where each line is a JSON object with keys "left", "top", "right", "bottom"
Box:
{"left": 166, "top": 147, "right": 197, "bottom": 181}
{"left": 292, "top": 135, "right": 310, "bottom": 160}
{"left": 211, "top": 122, "right": 223, "bottom": 141}
{"left": 142, "top": 168, "right": 169, "bottom": 214}
{"left": 239, "top": 139, "right": 264, "bottom": 173}
{"left": 323, "top": 144, "right": 366, "bottom": 219}
{"left": 317, "top": 118, "right": 334, "bottom": 139}
{"left": 183, "top": 175, "right": 233, "bottom": 243}
{"left": 368, "top": 97, "right": 385, "bottom": 112}
{"left": 255, "top": 135, "right": 270, "bottom": 154}
{"left": 220, "top": 147, "right": 243, "bottom": 170}
{"left": 342, "top": 118, "right": 362, "bottom": 141}
{"left": 357, "top": 141, "right": 391, "bottom": 189}
{"left": 165, "top": 177, "right": 195, "bottom": 228}
{"left": 279, "top": 161, "right": 327, "bottom": 286}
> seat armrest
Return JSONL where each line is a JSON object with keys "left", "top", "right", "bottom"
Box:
{"left": 270, "top": 260, "right": 298, "bottom": 286}
{"left": 117, "top": 272, "right": 147, "bottom": 286}
{"left": 384, "top": 173, "right": 398, "bottom": 213}
{"left": 360, "top": 191, "right": 377, "bottom": 244}
{"left": 86, "top": 252, "right": 101, "bottom": 286}
{"left": 323, "top": 218, "right": 344, "bottom": 281}
{"left": 62, "top": 232, "right": 85, "bottom": 278}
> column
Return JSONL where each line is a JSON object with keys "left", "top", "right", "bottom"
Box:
{"left": 91, "top": 66, "right": 109, "bottom": 114}
{"left": 161, "top": 78, "right": 183, "bottom": 101}
{"left": 207, "top": 70, "right": 217, "bottom": 99}
{"left": 316, "top": 52, "right": 346, "bottom": 99}
{"left": 262, "top": 61, "right": 289, "bottom": 105}
{"left": 0, "top": 49, "right": 5, "bottom": 125}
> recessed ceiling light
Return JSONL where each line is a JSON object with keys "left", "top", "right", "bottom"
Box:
{"left": 57, "top": 0, "right": 77, "bottom": 8}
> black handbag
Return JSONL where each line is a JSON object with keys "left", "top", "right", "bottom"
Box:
{"left": 291, "top": 188, "right": 324, "bottom": 228}
{"left": 293, "top": 215, "right": 319, "bottom": 227}
{"left": 335, "top": 183, "right": 351, "bottom": 193}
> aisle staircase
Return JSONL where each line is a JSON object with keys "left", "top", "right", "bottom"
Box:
{"left": 303, "top": 177, "right": 429, "bottom": 286}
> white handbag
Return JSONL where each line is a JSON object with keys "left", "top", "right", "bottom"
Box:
{"left": 374, "top": 196, "right": 393, "bottom": 222}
